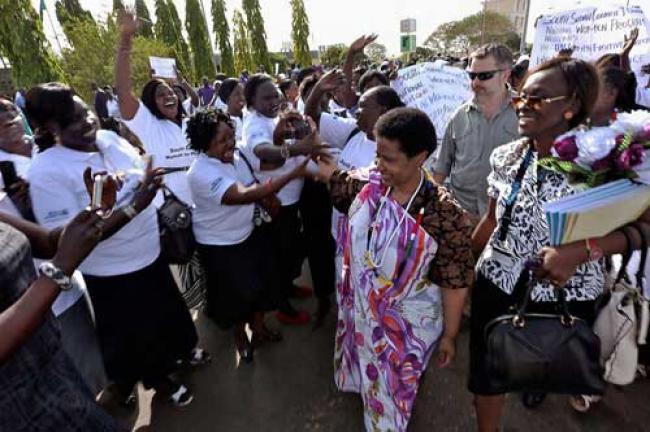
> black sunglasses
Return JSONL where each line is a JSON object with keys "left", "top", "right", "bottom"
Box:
{"left": 512, "top": 94, "right": 568, "bottom": 111}
{"left": 466, "top": 69, "right": 503, "bottom": 81}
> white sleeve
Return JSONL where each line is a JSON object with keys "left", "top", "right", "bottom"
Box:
{"left": 244, "top": 118, "right": 274, "bottom": 150}
{"left": 122, "top": 101, "right": 156, "bottom": 149}
{"left": 194, "top": 167, "right": 236, "bottom": 205}
{"left": 319, "top": 113, "right": 357, "bottom": 150}
{"left": 29, "top": 167, "right": 82, "bottom": 230}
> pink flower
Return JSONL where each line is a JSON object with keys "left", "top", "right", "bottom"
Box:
{"left": 616, "top": 143, "right": 646, "bottom": 171}
{"left": 368, "top": 397, "right": 384, "bottom": 415}
{"left": 365, "top": 363, "right": 379, "bottom": 381}
{"left": 554, "top": 135, "right": 578, "bottom": 161}
{"left": 591, "top": 156, "right": 612, "bottom": 171}
{"left": 636, "top": 124, "right": 650, "bottom": 142}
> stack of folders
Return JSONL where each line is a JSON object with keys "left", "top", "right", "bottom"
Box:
{"left": 544, "top": 179, "right": 650, "bottom": 246}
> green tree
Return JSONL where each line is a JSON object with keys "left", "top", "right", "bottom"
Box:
{"left": 60, "top": 17, "right": 174, "bottom": 103}
{"left": 166, "top": 0, "right": 194, "bottom": 81}
{"left": 290, "top": 0, "right": 311, "bottom": 68}
{"left": 154, "top": 0, "right": 193, "bottom": 80}
{"left": 424, "top": 11, "right": 519, "bottom": 55}
{"left": 242, "top": 0, "right": 270, "bottom": 72}
{"left": 319, "top": 45, "right": 347, "bottom": 69}
{"left": 134, "top": 0, "right": 154, "bottom": 38}
{"left": 212, "top": 0, "right": 235, "bottom": 76}
{"left": 185, "top": 0, "right": 215, "bottom": 79}
{"left": 0, "top": 0, "right": 64, "bottom": 87}
{"left": 55, "top": 0, "right": 97, "bottom": 43}
{"left": 232, "top": 9, "right": 253, "bottom": 74}
{"left": 113, "top": 0, "right": 125, "bottom": 13}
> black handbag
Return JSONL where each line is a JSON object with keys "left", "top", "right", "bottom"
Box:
{"left": 484, "top": 263, "right": 606, "bottom": 395}
{"left": 157, "top": 186, "right": 195, "bottom": 264}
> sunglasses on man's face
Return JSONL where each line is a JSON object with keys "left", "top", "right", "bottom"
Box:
{"left": 512, "top": 94, "right": 568, "bottom": 111}
{"left": 466, "top": 69, "right": 503, "bottom": 81}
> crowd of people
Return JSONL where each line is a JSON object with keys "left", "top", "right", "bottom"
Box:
{"left": 1, "top": 8, "right": 650, "bottom": 432}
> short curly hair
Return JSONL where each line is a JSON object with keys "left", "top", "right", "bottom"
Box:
{"left": 244, "top": 73, "right": 273, "bottom": 108}
{"left": 185, "top": 108, "right": 234, "bottom": 153}
{"left": 375, "top": 107, "right": 437, "bottom": 158}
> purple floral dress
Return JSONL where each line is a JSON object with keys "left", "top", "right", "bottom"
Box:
{"left": 333, "top": 168, "right": 448, "bottom": 431}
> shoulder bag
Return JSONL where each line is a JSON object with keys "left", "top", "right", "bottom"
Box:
{"left": 594, "top": 224, "right": 647, "bottom": 385}
{"left": 237, "top": 149, "right": 281, "bottom": 224}
{"left": 158, "top": 185, "right": 195, "bottom": 264}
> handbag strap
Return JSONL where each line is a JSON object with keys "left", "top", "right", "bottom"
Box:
{"left": 497, "top": 144, "right": 535, "bottom": 242}
{"left": 629, "top": 222, "right": 648, "bottom": 291}
{"left": 516, "top": 260, "right": 572, "bottom": 323}
{"left": 613, "top": 226, "right": 635, "bottom": 285}
{"left": 237, "top": 148, "right": 261, "bottom": 184}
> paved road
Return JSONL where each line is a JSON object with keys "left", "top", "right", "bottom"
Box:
{"left": 104, "top": 291, "right": 650, "bottom": 432}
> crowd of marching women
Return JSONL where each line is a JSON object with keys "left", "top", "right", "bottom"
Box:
{"left": 1, "top": 8, "right": 650, "bottom": 432}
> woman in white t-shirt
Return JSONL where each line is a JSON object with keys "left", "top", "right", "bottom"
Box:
{"left": 215, "top": 78, "right": 246, "bottom": 142}
{"left": 187, "top": 109, "right": 308, "bottom": 360}
{"left": 25, "top": 83, "right": 203, "bottom": 407}
{"left": 115, "top": 11, "right": 195, "bottom": 206}
{"left": 0, "top": 96, "right": 109, "bottom": 395}
{"left": 241, "top": 74, "right": 327, "bottom": 325}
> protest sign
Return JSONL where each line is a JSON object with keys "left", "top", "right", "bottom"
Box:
{"left": 149, "top": 56, "right": 177, "bottom": 79}
{"left": 530, "top": 4, "right": 650, "bottom": 101}
{"left": 391, "top": 61, "right": 471, "bottom": 142}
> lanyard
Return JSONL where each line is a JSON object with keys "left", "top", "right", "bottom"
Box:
{"left": 497, "top": 145, "right": 534, "bottom": 242}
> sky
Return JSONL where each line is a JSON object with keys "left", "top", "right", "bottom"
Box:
{"left": 34, "top": 0, "right": 627, "bottom": 55}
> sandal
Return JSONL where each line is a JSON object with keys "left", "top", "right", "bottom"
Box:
{"left": 569, "top": 394, "right": 601, "bottom": 413}
{"left": 521, "top": 392, "right": 546, "bottom": 409}
{"left": 188, "top": 347, "right": 212, "bottom": 367}
{"left": 170, "top": 384, "right": 194, "bottom": 407}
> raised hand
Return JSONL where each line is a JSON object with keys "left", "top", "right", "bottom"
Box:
{"left": 83, "top": 168, "right": 119, "bottom": 216}
{"left": 118, "top": 8, "right": 139, "bottom": 38}
{"left": 52, "top": 209, "right": 104, "bottom": 275}
{"left": 350, "top": 34, "right": 379, "bottom": 53}
{"left": 623, "top": 27, "right": 639, "bottom": 54}
{"left": 316, "top": 69, "right": 347, "bottom": 93}
{"left": 131, "top": 157, "right": 163, "bottom": 212}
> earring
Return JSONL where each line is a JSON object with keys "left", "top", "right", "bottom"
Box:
{"left": 564, "top": 111, "right": 574, "bottom": 121}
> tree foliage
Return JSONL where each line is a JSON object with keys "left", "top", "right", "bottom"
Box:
{"left": 154, "top": 0, "right": 193, "bottom": 81}
{"left": 212, "top": 0, "right": 235, "bottom": 76}
{"left": 366, "top": 42, "right": 387, "bottom": 63}
{"left": 59, "top": 17, "right": 174, "bottom": 103}
{"left": 0, "top": 0, "right": 64, "bottom": 87}
{"left": 290, "top": 0, "right": 311, "bottom": 68}
{"left": 232, "top": 9, "right": 253, "bottom": 74}
{"left": 134, "top": 0, "right": 154, "bottom": 38}
{"left": 242, "top": 0, "right": 271, "bottom": 73}
{"left": 55, "top": 0, "right": 97, "bottom": 43}
{"left": 424, "top": 11, "right": 520, "bottom": 55}
{"left": 319, "top": 45, "right": 347, "bottom": 69}
{"left": 113, "top": 0, "right": 125, "bottom": 14}
{"left": 185, "top": 0, "right": 215, "bottom": 79}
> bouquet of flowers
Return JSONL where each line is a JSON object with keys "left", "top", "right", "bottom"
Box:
{"left": 538, "top": 110, "right": 650, "bottom": 187}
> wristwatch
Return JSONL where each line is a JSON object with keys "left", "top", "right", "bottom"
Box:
{"left": 585, "top": 238, "right": 604, "bottom": 261}
{"left": 38, "top": 262, "right": 73, "bottom": 291}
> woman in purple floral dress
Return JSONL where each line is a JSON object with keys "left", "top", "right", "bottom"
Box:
{"left": 317, "top": 108, "right": 474, "bottom": 431}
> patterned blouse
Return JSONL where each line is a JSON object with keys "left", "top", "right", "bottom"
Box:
{"left": 477, "top": 139, "right": 606, "bottom": 302}
{"left": 330, "top": 169, "right": 475, "bottom": 290}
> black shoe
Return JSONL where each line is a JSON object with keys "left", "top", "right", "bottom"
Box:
{"left": 238, "top": 346, "right": 254, "bottom": 364}
{"left": 521, "top": 392, "right": 546, "bottom": 409}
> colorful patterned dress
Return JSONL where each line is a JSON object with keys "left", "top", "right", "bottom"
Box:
{"left": 330, "top": 168, "right": 474, "bottom": 431}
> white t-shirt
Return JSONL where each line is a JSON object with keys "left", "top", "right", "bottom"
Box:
{"left": 28, "top": 130, "right": 160, "bottom": 277}
{"left": 241, "top": 111, "right": 305, "bottom": 206}
{"left": 124, "top": 101, "right": 196, "bottom": 206}
{"left": 231, "top": 115, "right": 244, "bottom": 142}
{"left": 0, "top": 148, "right": 86, "bottom": 316}
{"left": 188, "top": 153, "right": 255, "bottom": 245}
{"left": 319, "top": 113, "right": 377, "bottom": 238}
{"left": 637, "top": 86, "right": 650, "bottom": 109}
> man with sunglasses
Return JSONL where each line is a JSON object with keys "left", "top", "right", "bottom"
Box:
{"left": 433, "top": 43, "right": 519, "bottom": 218}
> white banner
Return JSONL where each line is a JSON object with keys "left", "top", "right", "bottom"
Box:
{"left": 391, "top": 61, "right": 471, "bottom": 142}
{"left": 149, "top": 56, "right": 177, "bottom": 79}
{"left": 531, "top": 5, "right": 650, "bottom": 97}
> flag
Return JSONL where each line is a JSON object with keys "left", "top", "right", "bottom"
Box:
{"left": 39, "top": 0, "right": 46, "bottom": 21}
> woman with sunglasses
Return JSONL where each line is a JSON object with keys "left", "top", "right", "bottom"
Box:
{"left": 470, "top": 56, "right": 650, "bottom": 431}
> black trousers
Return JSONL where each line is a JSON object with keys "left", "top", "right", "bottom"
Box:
{"left": 270, "top": 203, "right": 305, "bottom": 300}
{"left": 299, "top": 179, "right": 335, "bottom": 299}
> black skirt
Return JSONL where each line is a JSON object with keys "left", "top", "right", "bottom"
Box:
{"left": 197, "top": 225, "right": 280, "bottom": 329}
{"left": 468, "top": 271, "right": 598, "bottom": 396}
{"left": 84, "top": 256, "right": 198, "bottom": 389}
